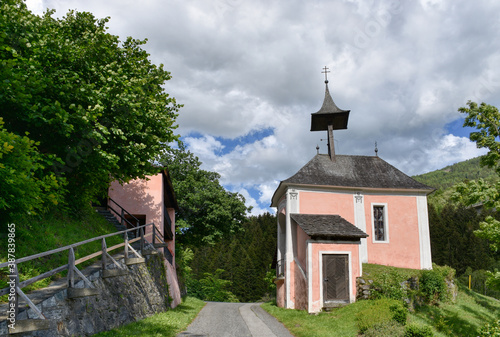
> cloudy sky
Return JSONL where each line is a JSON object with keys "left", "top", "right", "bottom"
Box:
{"left": 27, "top": 0, "right": 499, "bottom": 214}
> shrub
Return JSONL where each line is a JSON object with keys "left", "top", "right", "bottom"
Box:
{"left": 404, "top": 323, "right": 434, "bottom": 337}
{"left": 390, "top": 302, "right": 408, "bottom": 325}
{"left": 356, "top": 298, "right": 401, "bottom": 334}
{"left": 197, "top": 269, "right": 239, "bottom": 302}
{"left": 479, "top": 319, "right": 500, "bottom": 337}
{"left": 420, "top": 269, "right": 447, "bottom": 304}
{"left": 363, "top": 320, "right": 405, "bottom": 337}
{"left": 371, "top": 270, "right": 408, "bottom": 300}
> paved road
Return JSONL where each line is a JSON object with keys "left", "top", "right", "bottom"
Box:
{"left": 177, "top": 302, "right": 294, "bottom": 337}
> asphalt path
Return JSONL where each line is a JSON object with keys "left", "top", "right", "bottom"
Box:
{"left": 177, "top": 302, "right": 294, "bottom": 337}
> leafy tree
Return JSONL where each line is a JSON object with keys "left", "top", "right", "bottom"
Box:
{"left": 0, "top": 118, "right": 65, "bottom": 228}
{"left": 453, "top": 101, "right": 500, "bottom": 252}
{"left": 1, "top": 0, "right": 180, "bottom": 209}
{"left": 159, "top": 144, "right": 249, "bottom": 246}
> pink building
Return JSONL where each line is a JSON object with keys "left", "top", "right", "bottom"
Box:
{"left": 108, "top": 169, "right": 182, "bottom": 308}
{"left": 271, "top": 72, "right": 433, "bottom": 313}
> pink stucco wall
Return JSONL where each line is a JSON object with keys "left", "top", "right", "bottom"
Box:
{"left": 300, "top": 191, "right": 355, "bottom": 224}
{"left": 309, "top": 243, "right": 361, "bottom": 313}
{"left": 276, "top": 278, "right": 285, "bottom": 308}
{"left": 364, "top": 195, "right": 421, "bottom": 269}
{"left": 109, "top": 174, "right": 164, "bottom": 241}
{"left": 299, "top": 190, "right": 422, "bottom": 270}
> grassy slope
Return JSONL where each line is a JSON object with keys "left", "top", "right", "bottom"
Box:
{"left": 0, "top": 207, "right": 123, "bottom": 299}
{"left": 262, "top": 264, "right": 500, "bottom": 337}
{"left": 93, "top": 296, "right": 206, "bottom": 337}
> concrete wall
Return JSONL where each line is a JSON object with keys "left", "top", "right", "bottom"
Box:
{"left": 0, "top": 254, "right": 174, "bottom": 336}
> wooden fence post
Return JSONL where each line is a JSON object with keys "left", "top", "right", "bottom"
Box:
{"left": 68, "top": 248, "right": 75, "bottom": 288}
{"left": 102, "top": 238, "right": 107, "bottom": 271}
{"left": 140, "top": 227, "right": 144, "bottom": 253}
{"left": 13, "top": 263, "right": 19, "bottom": 320}
{"left": 124, "top": 232, "right": 129, "bottom": 259}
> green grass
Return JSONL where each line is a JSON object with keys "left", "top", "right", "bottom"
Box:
{"left": 93, "top": 296, "right": 206, "bottom": 336}
{"left": 410, "top": 285, "right": 500, "bottom": 337}
{"left": 0, "top": 207, "right": 124, "bottom": 300}
{"left": 262, "top": 300, "right": 372, "bottom": 337}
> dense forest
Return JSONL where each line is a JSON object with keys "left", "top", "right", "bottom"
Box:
{"left": 181, "top": 213, "right": 277, "bottom": 302}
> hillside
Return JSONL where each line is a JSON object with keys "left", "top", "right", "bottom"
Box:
{"left": 413, "top": 156, "right": 498, "bottom": 190}
{"left": 412, "top": 156, "right": 499, "bottom": 208}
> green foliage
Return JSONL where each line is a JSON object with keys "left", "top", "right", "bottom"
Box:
{"left": 370, "top": 269, "right": 409, "bottom": 300}
{"left": 199, "top": 269, "right": 239, "bottom": 302}
{"left": 486, "top": 270, "right": 500, "bottom": 292}
{"left": 356, "top": 298, "right": 403, "bottom": 334}
{"left": 0, "top": 118, "right": 66, "bottom": 228}
{"left": 391, "top": 302, "right": 409, "bottom": 325}
{"left": 364, "top": 264, "right": 455, "bottom": 307}
{"left": 404, "top": 323, "right": 434, "bottom": 337}
{"left": 419, "top": 269, "right": 447, "bottom": 304}
{"left": 1, "top": 0, "right": 180, "bottom": 209}
{"left": 479, "top": 320, "right": 500, "bottom": 337}
{"left": 159, "top": 144, "right": 249, "bottom": 247}
{"left": 363, "top": 320, "right": 406, "bottom": 337}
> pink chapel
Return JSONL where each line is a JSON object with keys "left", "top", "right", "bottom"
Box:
{"left": 271, "top": 69, "right": 434, "bottom": 313}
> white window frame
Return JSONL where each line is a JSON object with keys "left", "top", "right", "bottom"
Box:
{"left": 371, "top": 203, "right": 389, "bottom": 243}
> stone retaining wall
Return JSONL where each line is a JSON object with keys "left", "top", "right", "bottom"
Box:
{"left": 0, "top": 252, "right": 173, "bottom": 336}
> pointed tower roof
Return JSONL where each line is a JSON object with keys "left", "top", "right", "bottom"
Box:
{"left": 310, "top": 81, "right": 350, "bottom": 131}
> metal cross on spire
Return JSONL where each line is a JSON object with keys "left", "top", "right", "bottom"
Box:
{"left": 322, "top": 66, "right": 330, "bottom": 83}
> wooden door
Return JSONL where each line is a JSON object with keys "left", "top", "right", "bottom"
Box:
{"left": 322, "top": 254, "right": 349, "bottom": 302}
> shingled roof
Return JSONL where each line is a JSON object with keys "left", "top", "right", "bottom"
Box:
{"left": 271, "top": 154, "right": 433, "bottom": 206}
{"left": 291, "top": 213, "right": 368, "bottom": 240}
{"left": 287, "top": 154, "right": 432, "bottom": 190}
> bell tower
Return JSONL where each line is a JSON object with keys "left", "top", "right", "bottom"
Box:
{"left": 310, "top": 67, "right": 350, "bottom": 160}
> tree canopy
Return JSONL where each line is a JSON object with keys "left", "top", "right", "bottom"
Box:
{"left": 159, "top": 144, "right": 249, "bottom": 246}
{"left": 0, "top": 0, "right": 180, "bottom": 218}
{"left": 453, "top": 101, "right": 500, "bottom": 252}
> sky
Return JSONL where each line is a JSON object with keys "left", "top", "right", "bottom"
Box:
{"left": 26, "top": 0, "right": 500, "bottom": 215}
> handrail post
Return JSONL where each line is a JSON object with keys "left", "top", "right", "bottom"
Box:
{"left": 12, "top": 263, "right": 19, "bottom": 321}
{"left": 152, "top": 225, "right": 156, "bottom": 245}
{"left": 68, "top": 248, "right": 75, "bottom": 288}
{"left": 102, "top": 238, "right": 107, "bottom": 271}
{"left": 121, "top": 209, "right": 125, "bottom": 228}
{"left": 124, "top": 232, "right": 129, "bottom": 259}
{"left": 140, "top": 227, "right": 145, "bottom": 253}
